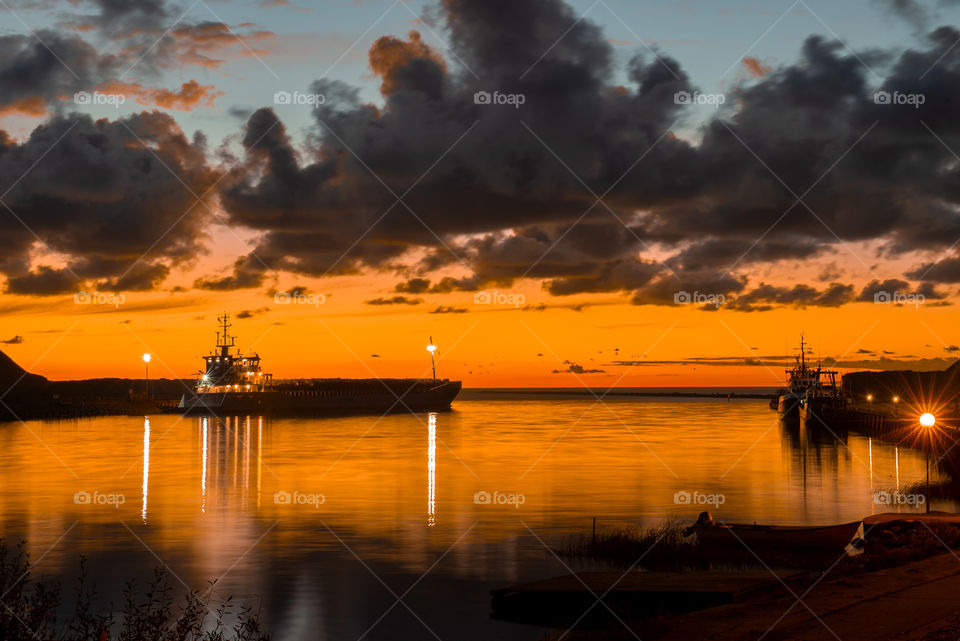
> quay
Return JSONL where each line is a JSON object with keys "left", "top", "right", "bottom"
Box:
{"left": 491, "top": 571, "right": 804, "bottom": 628}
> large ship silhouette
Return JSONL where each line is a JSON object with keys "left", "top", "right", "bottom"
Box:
{"left": 178, "top": 314, "right": 462, "bottom": 415}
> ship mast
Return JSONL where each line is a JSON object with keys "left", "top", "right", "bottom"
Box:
{"left": 800, "top": 334, "right": 806, "bottom": 375}
{"left": 216, "top": 313, "right": 235, "bottom": 358}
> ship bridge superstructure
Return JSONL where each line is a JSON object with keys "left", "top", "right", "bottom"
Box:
{"left": 196, "top": 314, "right": 273, "bottom": 394}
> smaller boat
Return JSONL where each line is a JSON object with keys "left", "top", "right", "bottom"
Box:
{"left": 686, "top": 512, "right": 863, "bottom": 552}
{"left": 768, "top": 393, "right": 782, "bottom": 411}
{"left": 799, "top": 368, "right": 845, "bottom": 424}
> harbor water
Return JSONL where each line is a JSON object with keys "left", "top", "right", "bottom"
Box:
{"left": 0, "top": 396, "right": 951, "bottom": 640}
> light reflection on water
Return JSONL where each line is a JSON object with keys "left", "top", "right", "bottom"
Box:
{"left": 0, "top": 399, "right": 953, "bottom": 640}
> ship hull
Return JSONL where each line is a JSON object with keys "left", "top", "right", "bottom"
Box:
{"left": 799, "top": 396, "right": 845, "bottom": 426}
{"left": 178, "top": 379, "right": 462, "bottom": 416}
{"left": 777, "top": 393, "right": 802, "bottom": 420}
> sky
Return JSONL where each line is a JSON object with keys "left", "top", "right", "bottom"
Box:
{"left": 1, "top": 0, "right": 960, "bottom": 387}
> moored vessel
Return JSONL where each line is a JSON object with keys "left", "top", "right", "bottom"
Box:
{"left": 777, "top": 336, "right": 821, "bottom": 421}
{"left": 687, "top": 511, "right": 863, "bottom": 552}
{"left": 178, "top": 314, "right": 462, "bottom": 416}
{"left": 798, "top": 368, "right": 845, "bottom": 424}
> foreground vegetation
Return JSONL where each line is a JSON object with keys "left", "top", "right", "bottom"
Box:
{"left": 0, "top": 541, "right": 269, "bottom": 641}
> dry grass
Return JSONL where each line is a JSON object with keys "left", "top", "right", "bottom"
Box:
{"left": 0, "top": 540, "right": 269, "bottom": 641}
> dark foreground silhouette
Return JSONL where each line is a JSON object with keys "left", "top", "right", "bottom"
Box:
{"left": 0, "top": 541, "right": 269, "bottom": 641}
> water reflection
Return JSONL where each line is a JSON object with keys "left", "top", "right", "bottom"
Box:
{"left": 141, "top": 417, "right": 149, "bottom": 523}
{"left": 428, "top": 412, "right": 436, "bottom": 527}
{"left": 197, "top": 416, "right": 266, "bottom": 510}
{"left": 201, "top": 415, "right": 208, "bottom": 513}
{"left": 0, "top": 400, "right": 956, "bottom": 641}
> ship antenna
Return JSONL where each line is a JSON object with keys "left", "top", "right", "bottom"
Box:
{"left": 427, "top": 336, "right": 438, "bottom": 380}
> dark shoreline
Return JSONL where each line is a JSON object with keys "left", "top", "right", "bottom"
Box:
{"left": 462, "top": 388, "right": 776, "bottom": 400}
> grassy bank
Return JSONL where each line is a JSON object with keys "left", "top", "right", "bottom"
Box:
{"left": 559, "top": 520, "right": 846, "bottom": 571}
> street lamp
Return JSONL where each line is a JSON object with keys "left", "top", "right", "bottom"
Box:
{"left": 426, "top": 338, "right": 438, "bottom": 380}
{"left": 142, "top": 353, "right": 152, "bottom": 399}
{"left": 920, "top": 413, "right": 935, "bottom": 514}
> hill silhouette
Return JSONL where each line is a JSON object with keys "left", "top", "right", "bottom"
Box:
{"left": 0, "top": 349, "right": 189, "bottom": 421}
{"left": 0, "top": 350, "right": 47, "bottom": 391}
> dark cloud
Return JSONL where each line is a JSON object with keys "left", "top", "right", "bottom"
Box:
{"left": 5, "top": 0, "right": 960, "bottom": 309}
{"left": 430, "top": 305, "right": 468, "bottom": 314}
{"left": 4, "top": 266, "right": 77, "bottom": 296}
{"left": 236, "top": 307, "right": 270, "bottom": 319}
{"left": 395, "top": 278, "right": 431, "bottom": 294}
{"left": 0, "top": 0, "right": 267, "bottom": 116}
{"left": 857, "top": 278, "right": 945, "bottom": 302}
{"left": 0, "top": 112, "right": 214, "bottom": 295}
{"left": 1, "top": 336, "right": 23, "bottom": 345}
{"left": 907, "top": 255, "right": 960, "bottom": 283}
{"left": 204, "top": 0, "right": 960, "bottom": 309}
{"left": 195, "top": 258, "right": 266, "bottom": 291}
{"left": 0, "top": 31, "right": 117, "bottom": 116}
{"left": 364, "top": 295, "right": 423, "bottom": 306}
{"left": 552, "top": 361, "right": 605, "bottom": 374}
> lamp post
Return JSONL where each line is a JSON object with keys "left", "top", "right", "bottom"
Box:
{"left": 920, "top": 412, "right": 935, "bottom": 514}
{"left": 426, "top": 338, "right": 438, "bottom": 380}
{"left": 142, "top": 353, "right": 152, "bottom": 399}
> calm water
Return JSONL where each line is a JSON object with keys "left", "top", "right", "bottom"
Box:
{"left": 0, "top": 398, "right": 951, "bottom": 640}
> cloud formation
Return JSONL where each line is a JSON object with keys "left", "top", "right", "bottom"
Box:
{"left": 0, "top": 112, "right": 215, "bottom": 295}
{"left": 5, "top": 0, "right": 960, "bottom": 312}
{"left": 204, "top": 0, "right": 960, "bottom": 311}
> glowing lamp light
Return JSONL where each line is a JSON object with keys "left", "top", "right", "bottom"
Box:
{"left": 867, "top": 394, "right": 873, "bottom": 401}
{"left": 893, "top": 396, "right": 899, "bottom": 403}
{"left": 142, "top": 353, "right": 152, "bottom": 363}
{"left": 920, "top": 413, "right": 936, "bottom": 428}
{"left": 426, "top": 344, "right": 438, "bottom": 353}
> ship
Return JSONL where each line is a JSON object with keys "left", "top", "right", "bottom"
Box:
{"left": 178, "top": 314, "right": 462, "bottom": 416}
{"left": 798, "top": 368, "right": 845, "bottom": 424}
{"left": 776, "top": 336, "right": 823, "bottom": 420}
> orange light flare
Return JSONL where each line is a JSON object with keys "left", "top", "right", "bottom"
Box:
{"left": 902, "top": 402, "right": 954, "bottom": 453}
{"left": 873, "top": 373, "right": 958, "bottom": 452}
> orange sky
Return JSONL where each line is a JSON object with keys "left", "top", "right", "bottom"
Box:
{"left": 1, "top": 275, "right": 956, "bottom": 387}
